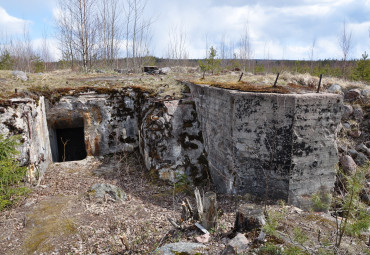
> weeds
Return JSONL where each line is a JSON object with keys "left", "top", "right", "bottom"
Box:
{"left": 311, "top": 187, "right": 331, "bottom": 213}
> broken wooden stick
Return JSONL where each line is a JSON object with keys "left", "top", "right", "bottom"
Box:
{"left": 119, "top": 234, "right": 130, "bottom": 250}
{"left": 194, "top": 188, "right": 203, "bottom": 220}
{"left": 167, "top": 217, "right": 182, "bottom": 230}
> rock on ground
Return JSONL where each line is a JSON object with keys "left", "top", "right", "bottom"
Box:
{"left": 327, "top": 84, "right": 342, "bottom": 94}
{"left": 12, "top": 70, "right": 28, "bottom": 81}
{"left": 342, "top": 105, "right": 353, "bottom": 120}
{"left": 154, "top": 242, "right": 206, "bottom": 255}
{"left": 88, "top": 183, "right": 127, "bottom": 202}
{"left": 339, "top": 155, "right": 357, "bottom": 175}
{"left": 221, "top": 233, "right": 250, "bottom": 255}
{"left": 344, "top": 89, "right": 361, "bottom": 101}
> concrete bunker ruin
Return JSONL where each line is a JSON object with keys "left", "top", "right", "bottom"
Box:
{"left": 0, "top": 84, "right": 343, "bottom": 208}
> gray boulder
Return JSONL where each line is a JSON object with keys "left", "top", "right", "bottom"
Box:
{"left": 362, "top": 89, "right": 370, "bottom": 102}
{"left": 339, "top": 155, "right": 357, "bottom": 175}
{"left": 354, "top": 152, "right": 369, "bottom": 166}
{"left": 221, "top": 233, "right": 250, "bottom": 255}
{"left": 342, "top": 122, "right": 351, "bottom": 130}
{"left": 154, "top": 242, "right": 206, "bottom": 255}
{"left": 353, "top": 106, "right": 364, "bottom": 121}
{"left": 344, "top": 89, "right": 361, "bottom": 101}
{"left": 356, "top": 144, "right": 370, "bottom": 157}
{"left": 12, "top": 70, "right": 28, "bottom": 81}
{"left": 88, "top": 183, "right": 127, "bottom": 202}
{"left": 348, "top": 130, "right": 362, "bottom": 138}
{"left": 348, "top": 149, "right": 359, "bottom": 158}
{"left": 327, "top": 84, "right": 342, "bottom": 94}
{"left": 342, "top": 105, "right": 353, "bottom": 120}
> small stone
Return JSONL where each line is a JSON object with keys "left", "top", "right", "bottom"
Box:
{"left": 356, "top": 144, "right": 368, "bottom": 153}
{"left": 327, "top": 84, "right": 342, "bottom": 94}
{"left": 154, "top": 242, "right": 206, "bottom": 255}
{"left": 195, "top": 233, "right": 210, "bottom": 243}
{"left": 342, "top": 105, "right": 353, "bottom": 120}
{"left": 344, "top": 89, "right": 361, "bottom": 101}
{"left": 342, "top": 122, "right": 351, "bottom": 130}
{"left": 339, "top": 155, "right": 357, "bottom": 175}
{"left": 354, "top": 152, "right": 368, "bottom": 166}
{"left": 349, "top": 130, "right": 361, "bottom": 138}
{"left": 362, "top": 89, "right": 370, "bottom": 99}
{"left": 348, "top": 149, "right": 359, "bottom": 158}
{"left": 355, "top": 144, "right": 370, "bottom": 157}
{"left": 255, "top": 230, "right": 266, "bottom": 243}
{"left": 337, "top": 144, "right": 348, "bottom": 153}
{"left": 353, "top": 106, "right": 364, "bottom": 121}
{"left": 222, "top": 233, "right": 250, "bottom": 255}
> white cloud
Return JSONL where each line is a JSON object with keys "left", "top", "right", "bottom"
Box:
{"left": 146, "top": 0, "right": 369, "bottom": 60}
{"left": 32, "top": 37, "right": 60, "bottom": 61}
{"left": 0, "top": 6, "right": 31, "bottom": 36}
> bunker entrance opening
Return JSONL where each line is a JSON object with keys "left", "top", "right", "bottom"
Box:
{"left": 56, "top": 127, "right": 87, "bottom": 162}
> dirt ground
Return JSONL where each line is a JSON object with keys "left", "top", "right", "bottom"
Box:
{"left": 0, "top": 152, "right": 236, "bottom": 254}
{"left": 0, "top": 152, "right": 368, "bottom": 255}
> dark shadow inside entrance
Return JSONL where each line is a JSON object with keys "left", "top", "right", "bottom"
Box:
{"left": 56, "top": 127, "right": 87, "bottom": 162}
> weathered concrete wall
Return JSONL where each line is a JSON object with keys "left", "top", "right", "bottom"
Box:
{"left": 188, "top": 83, "right": 342, "bottom": 206}
{"left": 0, "top": 97, "right": 52, "bottom": 183}
{"left": 139, "top": 99, "right": 207, "bottom": 183}
{"left": 47, "top": 89, "right": 141, "bottom": 160}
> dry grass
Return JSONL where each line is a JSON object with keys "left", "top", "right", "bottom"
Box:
{"left": 1, "top": 69, "right": 369, "bottom": 101}
{"left": 0, "top": 69, "right": 191, "bottom": 100}
{"left": 193, "top": 71, "right": 370, "bottom": 93}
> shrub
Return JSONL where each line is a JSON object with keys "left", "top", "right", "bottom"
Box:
{"left": 311, "top": 187, "right": 331, "bottom": 212}
{"left": 0, "top": 134, "right": 29, "bottom": 210}
{"left": 31, "top": 55, "right": 45, "bottom": 73}
{"left": 0, "top": 50, "right": 14, "bottom": 70}
{"left": 198, "top": 46, "right": 221, "bottom": 78}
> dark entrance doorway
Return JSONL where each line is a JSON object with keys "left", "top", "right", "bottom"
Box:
{"left": 56, "top": 127, "right": 87, "bottom": 162}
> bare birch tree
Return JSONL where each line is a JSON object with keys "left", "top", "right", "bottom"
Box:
{"left": 309, "top": 37, "right": 316, "bottom": 73}
{"left": 55, "top": 0, "right": 97, "bottom": 72}
{"left": 339, "top": 20, "right": 352, "bottom": 77}
{"left": 167, "top": 24, "right": 188, "bottom": 66}
{"left": 239, "top": 23, "right": 252, "bottom": 72}
{"left": 55, "top": 1, "right": 75, "bottom": 68}
{"left": 98, "top": 0, "right": 121, "bottom": 68}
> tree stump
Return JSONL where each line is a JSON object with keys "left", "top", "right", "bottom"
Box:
{"left": 234, "top": 204, "right": 266, "bottom": 232}
{"left": 202, "top": 191, "right": 217, "bottom": 230}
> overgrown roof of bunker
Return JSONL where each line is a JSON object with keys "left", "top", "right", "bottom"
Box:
{"left": 191, "top": 80, "right": 318, "bottom": 94}
{"left": 0, "top": 85, "right": 155, "bottom": 106}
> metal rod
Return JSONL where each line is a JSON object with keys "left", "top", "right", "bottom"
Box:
{"left": 238, "top": 72, "right": 244, "bottom": 82}
{"left": 273, "top": 73, "right": 280, "bottom": 87}
{"left": 317, "top": 74, "right": 323, "bottom": 93}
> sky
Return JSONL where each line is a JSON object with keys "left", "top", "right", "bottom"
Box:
{"left": 0, "top": 0, "right": 369, "bottom": 61}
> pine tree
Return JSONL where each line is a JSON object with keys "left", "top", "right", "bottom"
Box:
{"left": 198, "top": 46, "right": 221, "bottom": 79}
{"left": 0, "top": 135, "right": 28, "bottom": 210}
